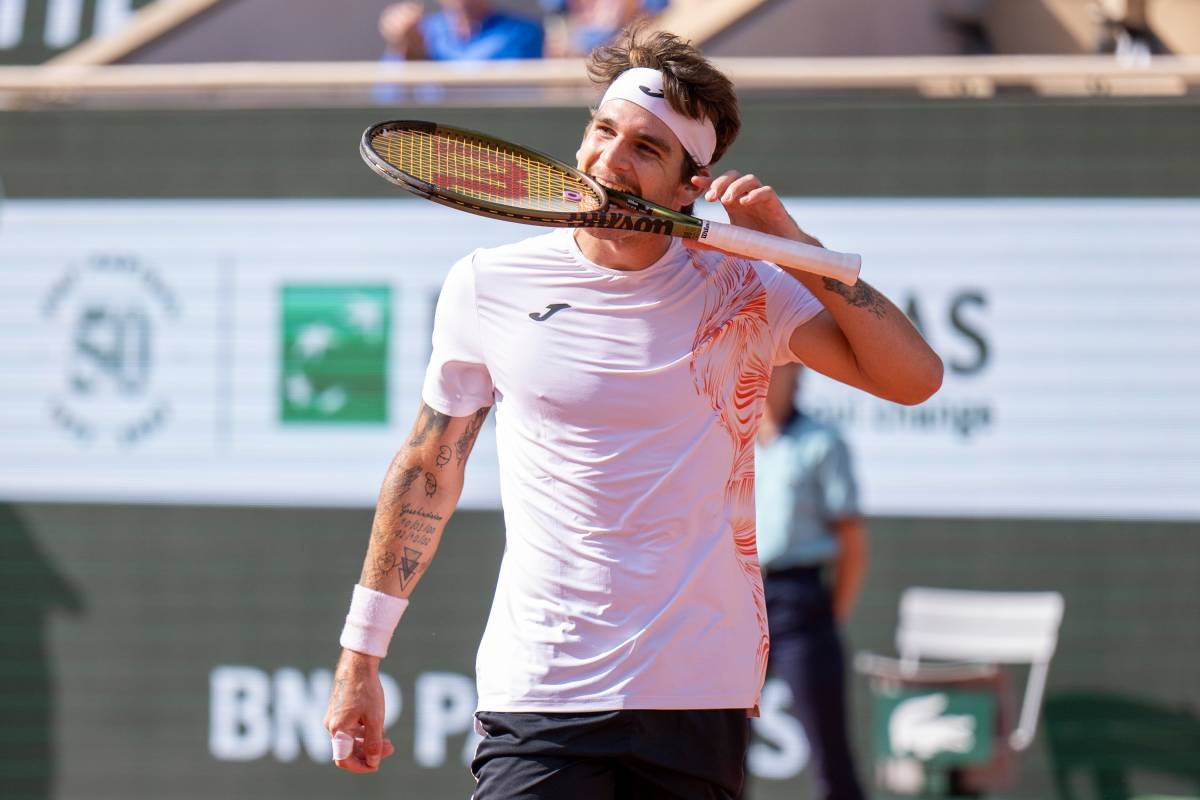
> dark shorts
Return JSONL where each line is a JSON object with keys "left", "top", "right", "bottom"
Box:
{"left": 471, "top": 709, "right": 751, "bottom": 800}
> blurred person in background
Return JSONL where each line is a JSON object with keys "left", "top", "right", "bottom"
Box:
{"left": 755, "top": 362, "right": 868, "bottom": 800}
{"left": 541, "top": 0, "right": 668, "bottom": 57}
{"left": 378, "top": 0, "right": 544, "bottom": 61}
{"left": 1092, "top": 0, "right": 1164, "bottom": 58}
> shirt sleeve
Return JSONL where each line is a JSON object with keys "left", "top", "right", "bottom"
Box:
{"left": 421, "top": 251, "right": 495, "bottom": 417}
{"left": 754, "top": 262, "right": 825, "bottom": 366}
{"left": 817, "top": 431, "right": 860, "bottom": 521}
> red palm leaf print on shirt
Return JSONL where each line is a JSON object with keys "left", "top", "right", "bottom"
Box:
{"left": 688, "top": 254, "right": 774, "bottom": 693}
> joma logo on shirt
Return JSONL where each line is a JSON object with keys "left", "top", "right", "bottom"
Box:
{"left": 569, "top": 213, "right": 674, "bottom": 234}
{"left": 529, "top": 304, "right": 571, "bottom": 322}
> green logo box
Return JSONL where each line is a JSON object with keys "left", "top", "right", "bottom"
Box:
{"left": 280, "top": 285, "right": 391, "bottom": 424}
{"left": 874, "top": 689, "right": 995, "bottom": 767}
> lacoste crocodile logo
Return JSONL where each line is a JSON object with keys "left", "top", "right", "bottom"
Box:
{"left": 529, "top": 303, "right": 571, "bottom": 322}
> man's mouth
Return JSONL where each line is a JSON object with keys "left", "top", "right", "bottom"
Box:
{"left": 591, "top": 175, "right": 638, "bottom": 196}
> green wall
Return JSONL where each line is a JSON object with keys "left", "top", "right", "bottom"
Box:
{"left": 3, "top": 96, "right": 1199, "bottom": 198}
{"left": 3, "top": 504, "right": 1198, "bottom": 800}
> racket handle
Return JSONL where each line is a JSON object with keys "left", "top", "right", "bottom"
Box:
{"left": 699, "top": 221, "right": 861, "bottom": 285}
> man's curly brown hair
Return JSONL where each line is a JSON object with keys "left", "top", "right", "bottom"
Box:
{"left": 586, "top": 24, "right": 741, "bottom": 180}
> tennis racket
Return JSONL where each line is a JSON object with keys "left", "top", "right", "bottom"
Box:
{"left": 359, "top": 120, "right": 861, "bottom": 285}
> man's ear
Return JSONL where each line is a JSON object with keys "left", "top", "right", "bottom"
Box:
{"left": 677, "top": 165, "right": 710, "bottom": 207}
{"left": 575, "top": 118, "right": 593, "bottom": 170}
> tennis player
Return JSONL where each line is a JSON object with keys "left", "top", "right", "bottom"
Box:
{"left": 325, "top": 24, "right": 942, "bottom": 799}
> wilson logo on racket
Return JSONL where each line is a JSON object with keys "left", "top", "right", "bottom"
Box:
{"left": 432, "top": 141, "right": 530, "bottom": 199}
{"left": 568, "top": 212, "right": 674, "bottom": 235}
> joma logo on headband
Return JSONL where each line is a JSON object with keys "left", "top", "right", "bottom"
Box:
{"left": 570, "top": 213, "right": 674, "bottom": 234}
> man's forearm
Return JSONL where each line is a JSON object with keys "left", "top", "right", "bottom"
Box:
{"left": 358, "top": 451, "right": 460, "bottom": 597}
{"left": 357, "top": 404, "right": 489, "bottom": 598}
{"left": 788, "top": 265, "right": 943, "bottom": 405}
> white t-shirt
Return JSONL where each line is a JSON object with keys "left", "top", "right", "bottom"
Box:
{"left": 423, "top": 229, "right": 824, "bottom": 712}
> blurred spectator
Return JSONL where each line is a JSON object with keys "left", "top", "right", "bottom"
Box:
{"left": 379, "top": 0, "right": 544, "bottom": 61}
{"left": 1094, "top": 0, "right": 1165, "bottom": 60}
{"left": 541, "top": 0, "right": 668, "bottom": 57}
{"left": 754, "top": 362, "right": 868, "bottom": 800}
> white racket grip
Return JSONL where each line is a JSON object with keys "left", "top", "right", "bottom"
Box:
{"left": 698, "top": 221, "right": 861, "bottom": 285}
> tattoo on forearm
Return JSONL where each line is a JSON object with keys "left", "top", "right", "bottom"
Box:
{"left": 365, "top": 504, "right": 446, "bottom": 586}
{"left": 390, "top": 506, "right": 439, "bottom": 546}
{"left": 401, "top": 504, "right": 442, "bottom": 522}
{"left": 409, "top": 402, "right": 451, "bottom": 446}
{"left": 366, "top": 550, "right": 395, "bottom": 584}
{"left": 424, "top": 472, "right": 437, "bottom": 497}
{"left": 455, "top": 407, "right": 490, "bottom": 464}
{"left": 436, "top": 446, "right": 452, "bottom": 468}
{"left": 396, "top": 546, "right": 423, "bottom": 589}
{"left": 397, "top": 465, "right": 422, "bottom": 497}
{"left": 371, "top": 546, "right": 425, "bottom": 590}
{"left": 822, "top": 277, "right": 888, "bottom": 319}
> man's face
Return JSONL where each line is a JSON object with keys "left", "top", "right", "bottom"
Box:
{"left": 576, "top": 100, "right": 700, "bottom": 222}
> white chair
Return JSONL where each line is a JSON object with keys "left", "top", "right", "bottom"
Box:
{"left": 891, "top": 587, "right": 1065, "bottom": 752}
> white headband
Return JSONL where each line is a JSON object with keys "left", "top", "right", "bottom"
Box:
{"left": 598, "top": 67, "right": 717, "bottom": 167}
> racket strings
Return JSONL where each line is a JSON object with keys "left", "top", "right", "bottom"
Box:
{"left": 373, "top": 128, "right": 603, "bottom": 213}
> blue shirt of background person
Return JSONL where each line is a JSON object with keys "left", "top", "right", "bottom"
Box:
{"left": 755, "top": 412, "right": 859, "bottom": 570}
{"left": 379, "top": 1, "right": 543, "bottom": 63}
{"left": 421, "top": 9, "right": 544, "bottom": 60}
{"left": 375, "top": 1, "right": 543, "bottom": 104}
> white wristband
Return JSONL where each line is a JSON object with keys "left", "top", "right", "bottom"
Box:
{"left": 339, "top": 584, "right": 408, "bottom": 658}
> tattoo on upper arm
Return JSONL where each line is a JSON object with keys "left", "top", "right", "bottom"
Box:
{"left": 455, "top": 407, "right": 490, "bottom": 464}
{"left": 822, "top": 278, "right": 887, "bottom": 319}
{"left": 436, "top": 446, "right": 452, "bottom": 468}
{"left": 424, "top": 472, "right": 437, "bottom": 497}
{"left": 409, "top": 403, "right": 451, "bottom": 446}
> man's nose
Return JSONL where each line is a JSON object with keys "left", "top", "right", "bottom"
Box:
{"left": 595, "top": 137, "right": 633, "bottom": 174}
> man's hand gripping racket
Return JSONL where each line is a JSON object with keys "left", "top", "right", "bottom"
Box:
{"left": 359, "top": 120, "right": 861, "bottom": 285}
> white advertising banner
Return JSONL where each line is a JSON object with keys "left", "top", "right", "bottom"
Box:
{"left": 1, "top": 198, "right": 1198, "bottom": 519}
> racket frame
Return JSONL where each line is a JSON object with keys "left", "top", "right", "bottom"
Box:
{"left": 360, "top": 120, "right": 860, "bottom": 284}
{"left": 360, "top": 120, "right": 703, "bottom": 235}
